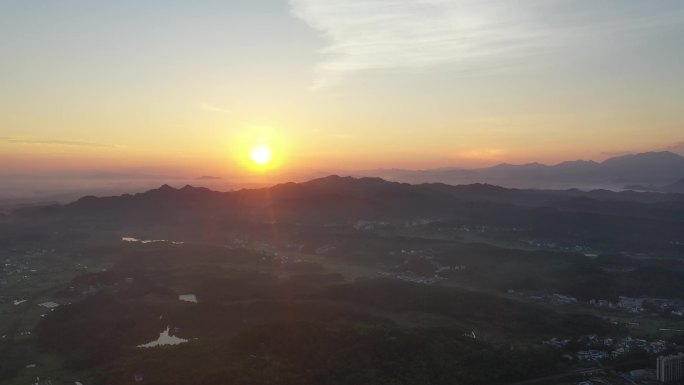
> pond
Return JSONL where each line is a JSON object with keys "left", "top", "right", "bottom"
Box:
{"left": 122, "top": 236, "right": 184, "bottom": 245}
{"left": 138, "top": 327, "right": 188, "bottom": 348}
{"left": 179, "top": 294, "right": 198, "bottom": 303}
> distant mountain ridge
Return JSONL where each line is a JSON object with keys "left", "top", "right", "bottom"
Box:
{"left": 50, "top": 173, "right": 684, "bottom": 218}
{"left": 11, "top": 174, "right": 684, "bottom": 228}
{"left": 6, "top": 174, "right": 684, "bottom": 265}
{"left": 361, "top": 151, "right": 684, "bottom": 189}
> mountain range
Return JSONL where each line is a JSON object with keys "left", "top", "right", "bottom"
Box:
{"left": 10, "top": 173, "right": 684, "bottom": 236}
{"left": 360, "top": 151, "right": 684, "bottom": 190}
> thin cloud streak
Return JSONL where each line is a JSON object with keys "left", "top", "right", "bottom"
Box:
{"left": 200, "top": 103, "right": 232, "bottom": 114}
{"left": 0, "top": 137, "right": 117, "bottom": 148}
{"left": 289, "top": 0, "right": 684, "bottom": 88}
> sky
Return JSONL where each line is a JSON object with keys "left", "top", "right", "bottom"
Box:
{"left": 2, "top": 0, "right": 684, "bottom": 186}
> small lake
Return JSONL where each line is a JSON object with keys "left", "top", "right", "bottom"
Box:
{"left": 122, "top": 237, "right": 184, "bottom": 245}
{"left": 138, "top": 327, "right": 188, "bottom": 348}
{"left": 178, "top": 294, "right": 198, "bottom": 303}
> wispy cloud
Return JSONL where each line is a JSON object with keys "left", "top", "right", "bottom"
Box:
{"left": 289, "top": 0, "right": 684, "bottom": 88}
{"left": 200, "top": 103, "right": 232, "bottom": 114}
{"left": 0, "top": 137, "right": 117, "bottom": 148}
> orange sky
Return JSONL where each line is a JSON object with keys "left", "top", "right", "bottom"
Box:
{"left": 2, "top": 1, "right": 683, "bottom": 182}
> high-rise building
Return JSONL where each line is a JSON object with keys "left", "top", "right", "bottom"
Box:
{"left": 657, "top": 353, "right": 684, "bottom": 383}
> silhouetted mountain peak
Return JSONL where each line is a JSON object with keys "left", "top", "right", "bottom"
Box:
{"left": 179, "top": 184, "right": 212, "bottom": 195}
{"left": 363, "top": 151, "right": 684, "bottom": 187}
{"left": 136, "top": 184, "right": 180, "bottom": 198}
{"left": 307, "top": 175, "right": 392, "bottom": 188}
{"left": 601, "top": 151, "right": 684, "bottom": 165}
{"left": 310, "top": 174, "right": 349, "bottom": 182}
{"left": 158, "top": 184, "right": 176, "bottom": 192}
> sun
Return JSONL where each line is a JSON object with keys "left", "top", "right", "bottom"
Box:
{"left": 250, "top": 144, "right": 272, "bottom": 166}
{"left": 235, "top": 131, "right": 283, "bottom": 172}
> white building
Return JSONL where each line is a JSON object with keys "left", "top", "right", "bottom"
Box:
{"left": 657, "top": 353, "right": 684, "bottom": 383}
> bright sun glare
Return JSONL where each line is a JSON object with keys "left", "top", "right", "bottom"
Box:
{"left": 250, "top": 145, "right": 272, "bottom": 166}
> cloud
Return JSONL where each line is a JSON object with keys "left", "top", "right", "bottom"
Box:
{"left": 0, "top": 137, "right": 117, "bottom": 148}
{"left": 289, "top": 0, "right": 684, "bottom": 88}
{"left": 460, "top": 147, "right": 506, "bottom": 161}
{"left": 200, "top": 103, "right": 232, "bottom": 113}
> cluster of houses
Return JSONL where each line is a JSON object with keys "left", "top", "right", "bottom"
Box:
{"left": 353, "top": 220, "right": 391, "bottom": 231}
{"left": 1, "top": 257, "right": 30, "bottom": 285}
{"left": 522, "top": 239, "right": 594, "bottom": 255}
{"left": 590, "top": 296, "right": 684, "bottom": 316}
{"left": 353, "top": 219, "right": 440, "bottom": 231}
{"left": 0, "top": 247, "right": 56, "bottom": 287}
{"left": 457, "top": 224, "right": 490, "bottom": 234}
{"left": 378, "top": 271, "right": 444, "bottom": 284}
{"left": 507, "top": 289, "right": 684, "bottom": 318}
{"left": 506, "top": 290, "right": 579, "bottom": 304}
{"left": 551, "top": 293, "right": 579, "bottom": 305}
{"left": 385, "top": 250, "right": 467, "bottom": 282}
{"left": 225, "top": 238, "right": 299, "bottom": 265}
{"left": 589, "top": 296, "right": 645, "bottom": 313}
{"left": 544, "top": 334, "right": 670, "bottom": 362}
